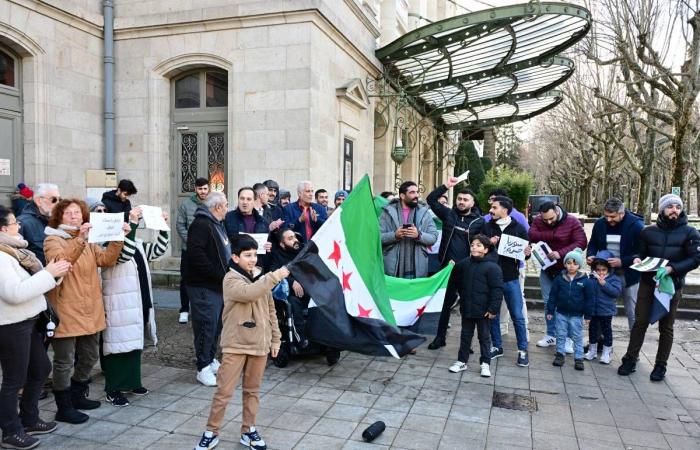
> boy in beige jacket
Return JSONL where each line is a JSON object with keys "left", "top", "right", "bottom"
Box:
{"left": 195, "top": 234, "right": 289, "bottom": 450}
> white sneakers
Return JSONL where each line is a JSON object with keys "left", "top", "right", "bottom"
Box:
{"left": 584, "top": 346, "right": 597, "bottom": 361}
{"left": 536, "top": 335, "right": 556, "bottom": 347}
{"left": 448, "top": 361, "right": 467, "bottom": 373}
{"left": 565, "top": 338, "right": 574, "bottom": 354}
{"left": 600, "top": 346, "right": 612, "bottom": 364}
{"left": 480, "top": 363, "right": 491, "bottom": 378}
{"left": 179, "top": 312, "right": 189, "bottom": 324}
{"left": 210, "top": 358, "right": 221, "bottom": 376}
{"left": 197, "top": 365, "right": 217, "bottom": 387}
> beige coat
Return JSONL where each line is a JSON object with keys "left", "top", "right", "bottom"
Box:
{"left": 221, "top": 267, "right": 284, "bottom": 356}
{"left": 44, "top": 227, "right": 123, "bottom": 338}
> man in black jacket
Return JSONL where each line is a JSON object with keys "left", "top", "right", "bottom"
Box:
{"left": 225, "top": 187, "right": 272, "bottom": 271}
{"left": 426, "top": 176, "right": 484, "bottom": 349}
{"left": 185, "top": 191, "right": 231, "bottom": 387}
{"left": 17, "top": 182, "right": 60, "bottom": 265}
{"left": 482, "top": 196, "right": 532, "bottom": 367}
{"left": 618, "top": 194, "right": 700, "bottom": 381}
{"left": 101, "top": 179, "right": 137, "bottom": 220}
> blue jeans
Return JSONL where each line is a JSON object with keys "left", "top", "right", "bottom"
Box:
{"left": 540, "top": 271, "right": 556, "bottom": 336}
{"left": 555, "top": 313, "right": 584, "bottom": 359}
{"left": 490, "top": 279, "right": 528, "bottom": 351}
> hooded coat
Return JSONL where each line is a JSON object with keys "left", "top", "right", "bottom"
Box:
{"left": 444, "top": 254, "right": 503, "bottom": 319}
{"left": 184, "top": 206, "right": 231, "bottom": 291}
{"left": 101, "top": 189, "right": 132, "bottom": 221}
{"left": 634, "top": 211, "right": 700, "bottom": 289}
{"left": 379, "top": 199, "right": 438, "bottom": 278}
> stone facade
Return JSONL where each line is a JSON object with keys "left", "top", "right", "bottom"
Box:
{"left": 0, "top": 0, "right": 458, "bottom": 215}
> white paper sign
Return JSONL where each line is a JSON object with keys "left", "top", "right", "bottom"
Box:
{"left": 427, "top": 229, "right": 442, "bottom": 255}
{"left": 0, "top": 159, "right": 10, "bottom": 176}
{"left": 240, "top": 233, "right": 268, "bottom": 254}
{"left": 497, "top": 234, "right": 529, "bottom": 261}
{"left": 630, "top": 257, "right": 668, "bottom": 272}
{"left": 88, "top": 213, "right": 125, "bottom": 243}
{"left": 532, "top": 241, "right": 556, "bottom": 270}
{"left": 139, "top": 205, "right": 170, "bottom": 231}
{"left": 455, "top": 170, "right": 470, "bottom": 184}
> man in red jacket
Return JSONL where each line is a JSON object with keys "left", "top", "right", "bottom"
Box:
{"left": 528, "top": 201, "right": 587, "bottom": 350}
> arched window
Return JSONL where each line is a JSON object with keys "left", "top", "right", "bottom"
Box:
{"left": 174, "top": 70, "right": 228, "bottom": 109}
{"left": 0, "top": 49, "right": 15, "bottom": 88}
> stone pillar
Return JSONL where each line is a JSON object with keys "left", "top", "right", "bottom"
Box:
{"left": 380, "top": 0, "right": 400, "bottom": 45}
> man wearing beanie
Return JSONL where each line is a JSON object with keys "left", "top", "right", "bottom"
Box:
{"left": 618, "top": 193, "right": 700, "bottom": 382}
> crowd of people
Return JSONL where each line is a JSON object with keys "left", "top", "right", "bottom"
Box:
{"left": 1, "top": 175, "right": 699, "bottom": 450}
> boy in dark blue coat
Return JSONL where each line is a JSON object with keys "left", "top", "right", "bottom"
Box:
{"left": 584, "top": 250, "right": 622, "bottom": 364}
{"left": 546, "top": 248, "right": 594, "bottom": 370}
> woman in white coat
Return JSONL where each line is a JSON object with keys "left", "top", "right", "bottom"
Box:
{"left": 0, "top": 205, "right": 71, "bottom": 449}
{"left": 101, "top": 207, "right": 169, "bottom": 407}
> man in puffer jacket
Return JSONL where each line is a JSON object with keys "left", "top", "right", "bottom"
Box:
{"left": 618, "top": 194, "right": 700, "bottom": 382}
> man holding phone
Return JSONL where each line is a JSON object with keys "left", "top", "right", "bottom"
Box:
{"left": 379, "top": 181, "right": 438, "bottom": 279}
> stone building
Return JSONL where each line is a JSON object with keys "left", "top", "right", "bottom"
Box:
{"left": 0, "top": 0, "right": 472, "bottom": 247}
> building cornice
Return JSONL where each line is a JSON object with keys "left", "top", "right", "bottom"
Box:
{"left": 342, "top": 0, "right": 380, "bottom": 38}
{"left": 115, "top": 9, "right": 382, "bottom": 76}
{"left": 7, "top": 0, "right": 103, "bottom": 38}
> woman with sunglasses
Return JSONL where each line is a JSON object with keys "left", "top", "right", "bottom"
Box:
{"left": 43, "top": 199, "right": 128, "bottom": 424}
{"left": 0, "top": 205, "right": 71, "bottom": 449}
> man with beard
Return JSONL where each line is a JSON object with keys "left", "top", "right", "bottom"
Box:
{"left": 380, "top": 181, "right": 438, "bottom": 279}
{"left": 482, "top": 196, "right": 532, "bottom": 367}
{"left": 261, "top": 179, "right": 284, "bottom": 226}
{"left": 426, "top": 176, "right": 484, "bottom": 349}
{"left": 18, "top": 183, "right": 61, "bottom": 265}
{"left": 269, "top": 228, "right": 309, "bottom": 346}
{"left": 529, "top": 201, "right": 587, "bottom": 351}
{"left": 618, "top": 194, "right": 700, "bottom": 382}
{"left": 314, "top": 189, "right": 330, "bottom": 213}
{"left": 224, "top": 187, "right": 271, "bottom": 270}
{"left": 176, "top": 177, "right": 209, "bottom": 324}
{"left": 586, "top": 198, "right": 644, "bottom": 330}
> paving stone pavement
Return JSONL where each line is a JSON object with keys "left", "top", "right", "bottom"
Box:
{"left": 4, "top": 309, "right": 700, "bottom": 449}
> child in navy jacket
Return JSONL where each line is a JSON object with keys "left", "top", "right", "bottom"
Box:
{"left": 546, "top": 248, "right": 594, "bottom": 370}
{"left": 584, "top": 250, "right": 622, "bottom": 364}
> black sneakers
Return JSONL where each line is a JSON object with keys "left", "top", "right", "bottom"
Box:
{"left": 131, "top": 387, "right": 149, "bottom": 396}
{"left": 574, "top": 359, "right": 584, "bottom": 371}
{"left": 24, "top": 419, "right": 57, "bottom": 435}
{"left": 106, "top": 391, "right": 129, "bottom": 407}
{"left": 0, "top": 432, "right": 39, "bottom": 449}
{"left": 552, "top": 352, "right": 565, "bottom": 367}
{"left": 650, "top": 362, "right": 667, "bottom": 382}
{"left": 428, "top": 336, "right": 446, "bottom": 350}
{"left": 617, "top": 356, "right": 637, "bottom": 376}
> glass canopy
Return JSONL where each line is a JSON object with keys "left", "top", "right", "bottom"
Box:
{"left": 375, "top": 2, "right": 591, "bottom": 130}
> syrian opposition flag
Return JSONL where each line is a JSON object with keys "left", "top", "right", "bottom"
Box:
{"left": 650, "top": 267, "right": 675, "bottom": 324}
{"left": 287, "top": 175, "right": 453, "bottom": 357}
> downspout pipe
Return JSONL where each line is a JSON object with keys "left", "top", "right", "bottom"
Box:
{"left": 104, "top": 0, "right": 115, "bottom": 170}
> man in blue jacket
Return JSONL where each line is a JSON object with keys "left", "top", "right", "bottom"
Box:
{"left": 586, "top": 198, "right": 644, "bottom": 329}
{"left": 283, "top": 181, "right": 327, "bottom": 245}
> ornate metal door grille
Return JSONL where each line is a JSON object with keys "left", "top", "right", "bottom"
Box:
{"left": 180, "top": 133, "right": 198, "bottom": 192}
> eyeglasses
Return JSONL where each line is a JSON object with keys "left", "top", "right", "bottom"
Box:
{"left": 94, "top": 208, "right": 107, "bottom": 213}
{"left": 42, "top": 196, "right": 60, "bottom": 204}
{"left": 7, "top": 220, "right": 20, "bottom": 226}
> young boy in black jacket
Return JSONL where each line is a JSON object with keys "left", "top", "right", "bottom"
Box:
{"left": 445, "top": 234, "right": 503, "bottom": 377}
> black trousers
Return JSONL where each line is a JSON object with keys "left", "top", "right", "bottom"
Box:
{"left": 179, "top": 250, "right": 190, "bottom": 313}
{"left": 624, "top": 282, "right": 680, "bottom": 364}
{"left": 288, "top": 294, "right": 309, "bottom": 342}
{"left": 458, "top": 317, "right": 491, "bottom": 364}
{"left": 588, "top": 316, "right": 613, "bottom": 347}
{"left": 435, "top": 293, "right": 459, "bottom": 339}
{"left": 187, "top": 286, "right": 223, "bottom": 371}
{"left": 0, "top": 318, "right": 51, "bottom": 437}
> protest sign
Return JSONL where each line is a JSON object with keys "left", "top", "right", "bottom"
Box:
{"left": 88, "top": 213, "right": 124, "bottom": 243}
{"left": 240, "top": 233, "right": 269, "bottom": 254}
{"left": 630, "top": 257, "right": 669, "bottom": 272}
{"left": 531, "top": 241, "right": 556, "bottom": 270}
{"left": 139, "top": 205, "right": 169, "bottom": 231}
{"left": 497, "top": 234, "right": 529, "bottom": 261}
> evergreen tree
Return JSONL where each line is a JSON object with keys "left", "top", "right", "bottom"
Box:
{"left": 454, "top": 140, "right": 485, "bottom": 193}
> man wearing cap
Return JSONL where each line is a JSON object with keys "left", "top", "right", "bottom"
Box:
{"left": 333, "top": 190, "right": 348, "bottom": 209}
{"left": 618, "top": 194, "right": 700, "bottom": 382}
{"left": 586, "top": 198, "right": 644, "bottom": 329}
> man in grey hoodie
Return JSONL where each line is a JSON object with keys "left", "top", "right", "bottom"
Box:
{"left": 176, "top": 177, "right": 209, "bottom": 324}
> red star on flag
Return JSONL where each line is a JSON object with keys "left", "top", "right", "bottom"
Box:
{"left": 328, "top": 241, "right": 342, "bottom": 267}
{"left": 342, "top": 270, "right": 352, "bottom": 291}
{"left": 358, "top": 304, "right": 372, "bottom": 317}
{"left": 417, "top": 305, "right": 427, "bottom": 317}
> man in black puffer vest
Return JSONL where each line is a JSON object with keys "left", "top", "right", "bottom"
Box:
{"left": 618, "top": 194, "right": 700, "bottom": 382}
{"left": 426, "top": 176, "right": 484, "bottom": 350}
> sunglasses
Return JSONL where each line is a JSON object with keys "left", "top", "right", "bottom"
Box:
{"left": 94, "top": 208, "right": 107, "bottom": 213}
{"left": 42, "top": 196, "right": 60, "bottom": 204}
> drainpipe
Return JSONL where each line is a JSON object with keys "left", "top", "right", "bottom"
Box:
{"left": 103, "top": 0, "right": 115, "bottom": 170}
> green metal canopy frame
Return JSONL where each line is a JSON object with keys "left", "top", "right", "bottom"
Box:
{"left": 375, "top": 1, "right": 591, "bottom": 130}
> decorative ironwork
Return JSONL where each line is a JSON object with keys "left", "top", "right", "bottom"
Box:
{"left": 180, "top": 133, "right": 198, "bottom": 192}
{"left": 208, "top": 133, "right": 225, "bottom": 192}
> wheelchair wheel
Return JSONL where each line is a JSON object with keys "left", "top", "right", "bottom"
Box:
{"left": 273, "top": 341, "right": 290, "bottom": 368}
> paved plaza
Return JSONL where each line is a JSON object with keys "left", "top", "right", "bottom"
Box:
{"left": 5, "top": 306, "right": 700, "bottom": 449}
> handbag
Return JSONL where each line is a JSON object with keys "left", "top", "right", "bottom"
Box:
{"left": 36, "top": 300, "right": 60, "bottom": 338}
